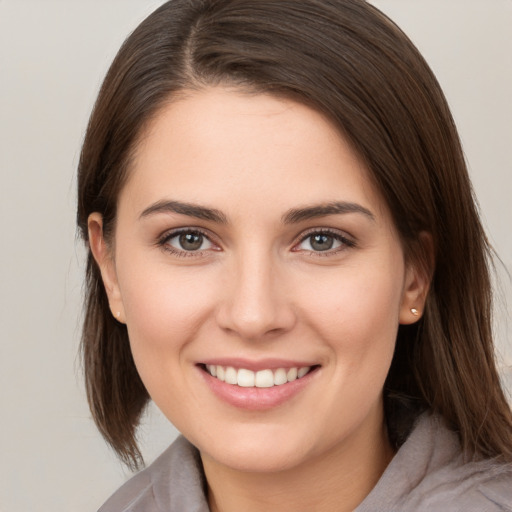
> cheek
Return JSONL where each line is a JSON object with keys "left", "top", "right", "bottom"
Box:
{"left": 116, "top": 259, "right": 217, "bottom": 363}
{"left": 297, "top": 258, "right": 404, "bottom": 393}
{"left": 116, "top": 263, "right": 221, "bottom": 422}
{"left": 300, "top": 262, "right": 404, "bottom": 341}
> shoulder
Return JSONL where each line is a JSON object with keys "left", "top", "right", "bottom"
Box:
{"left": 403, "top": 414, "right": 512, "bottom": 511}
{"left": 475, "top": 473, "right": 512, "bottom": 511}
{"left": 407, "top": 460, "right": 512, "bottom": 512}
{"left": 97, "top": 454, "right": 159, "bottom": 512}
{"left": 98, "top": 436, "right": 209, "bottom": 512}
{"left": 357, "top": 412, "right": 512, "bottom": 512}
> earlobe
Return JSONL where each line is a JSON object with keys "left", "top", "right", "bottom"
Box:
{"left": 399, "top": 267, "right": 428, "bottom": 325}
{"left": 399, "top": 232, "right": 434, "bottom": 325}
{"left": 88, "top": 213, "right": 126, "bottom": 323}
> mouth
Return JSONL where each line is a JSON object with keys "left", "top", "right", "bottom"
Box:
{"left": 200, "top": 364, "right": 318, "bottom": 388}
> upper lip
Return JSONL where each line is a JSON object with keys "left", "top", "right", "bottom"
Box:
{"left": 198, "top": 358, "right": 318, "bottom": 372}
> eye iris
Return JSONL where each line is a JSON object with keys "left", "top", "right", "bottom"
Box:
{"left": 179, "top": 232, "right": 203, "bottom": 251}
{"left": 310, "top": 234, "right": 334, "bottom": 251}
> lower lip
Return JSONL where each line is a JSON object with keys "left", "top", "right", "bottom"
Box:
{"left": 199, "top": 366, "right": 318, "bottom": 411}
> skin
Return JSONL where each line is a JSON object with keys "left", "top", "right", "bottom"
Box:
{"left": 89, "top": 87, "right": 428, "bottom": 512}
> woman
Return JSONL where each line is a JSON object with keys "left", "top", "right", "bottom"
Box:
{"left": 77, "top": 0, "right": 512, "bottom": 510}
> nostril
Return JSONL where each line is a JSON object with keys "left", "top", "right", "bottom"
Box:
{"left": 216, "top": 299, "right": 297, "bottom": 340}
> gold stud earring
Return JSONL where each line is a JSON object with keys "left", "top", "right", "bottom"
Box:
{"left": 411, "top": 308, "right": 419, "bottom": 316}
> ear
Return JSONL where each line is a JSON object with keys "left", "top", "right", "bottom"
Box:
{"left": 88, "top": 213, "right": 126, "bottom": 323}
{"left": 399, "top": 232, "right": 434, "bottom": 325}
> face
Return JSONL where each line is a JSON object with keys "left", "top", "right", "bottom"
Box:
{"left": 90, "top": 87, "right": 425, "bottom": 474}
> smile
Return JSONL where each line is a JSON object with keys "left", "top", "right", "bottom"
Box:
{"left": 205, "top": 365, "right": 312, "bottom": 388}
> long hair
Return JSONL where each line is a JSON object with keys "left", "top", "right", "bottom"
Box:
{"left": 77, "top": 0, "right": 512, "bottom": 469}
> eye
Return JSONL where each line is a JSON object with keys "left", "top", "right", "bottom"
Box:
{"left": 295, "top": 230, "right": 355, "bottom": 254}
{"left": 162, "top": 230, "right": 214, "bottom": 253}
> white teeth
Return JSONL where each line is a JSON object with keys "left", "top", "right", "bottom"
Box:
{"left": 274, "top": 368, "right": 288, "bottom": 385}
{"left": 225, "top": 366, "right": 237, "bottom": 385}
{"left": 287, "top": 367, "right": 298, "bottom": 382}
{"left": 206, "top": 365, "right": 312, "bottom": 387}
{"left": 237, "top": 368, "right": 255, "bottom": 387}
{"left": 255, "top": 369, "right": 274, "bottom": 388}
{"left": 297, "top": 367, "right": 310, "bottom": 378}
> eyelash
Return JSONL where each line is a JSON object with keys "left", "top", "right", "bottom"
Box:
{"left": 156, "top": 227, "right": 356, "bottom": 257}
{"left": 293, "top": 228, "right": 356, "bottom": 257}
{"left": 157, "top": 228, "right": 218, "bottom": 258}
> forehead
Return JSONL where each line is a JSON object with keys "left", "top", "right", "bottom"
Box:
{"left": 121, "top": 87, "right": 388, "bottom": 222}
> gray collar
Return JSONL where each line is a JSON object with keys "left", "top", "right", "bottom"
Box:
{"left": 99, "top": 412, "right": 512, "bottom": 512}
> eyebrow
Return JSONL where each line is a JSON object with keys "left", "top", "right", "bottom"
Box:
{"left": 139, "top": 200, "right": 228, "bottom": 224}
{"left": 282, "top": 202, "right": 375, "bottom": 224}
{"left": 139, "top": 199, "right": 374, "bottom": 225}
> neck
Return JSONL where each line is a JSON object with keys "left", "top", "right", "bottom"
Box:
{"left": 202, "top": 412, "right": 394, "bottom": 512}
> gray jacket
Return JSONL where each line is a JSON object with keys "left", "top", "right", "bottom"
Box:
{"left": 99, "top": 413, "right": 512, "bottom": 511}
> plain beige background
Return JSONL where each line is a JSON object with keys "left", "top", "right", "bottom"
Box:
{"left": 1, "top": 1, "right": 510, "bottom": 510}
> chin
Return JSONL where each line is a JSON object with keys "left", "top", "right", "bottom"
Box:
{"left": 204, "top": 441, "right": 311, "bottom": 474}
{"left": 191, "top": 423, "right": 322, "bottom": 474}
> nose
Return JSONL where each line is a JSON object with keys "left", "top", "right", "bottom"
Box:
{"left": 216, "top": 250, "right": 296, "bottom": 341}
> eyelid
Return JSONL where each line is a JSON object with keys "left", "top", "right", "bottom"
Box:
{"left": 156, "top": 227, "right": 221, "bottom": 256}
{"left": 155, "top": 226, "right": 355, "bottom": 257}
{"left": 292, "top": 227, "right": 356, "bottom": 254}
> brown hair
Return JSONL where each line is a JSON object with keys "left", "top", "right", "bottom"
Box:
{"left": 77, "top": 0, "right": 512, "bottom": 469}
